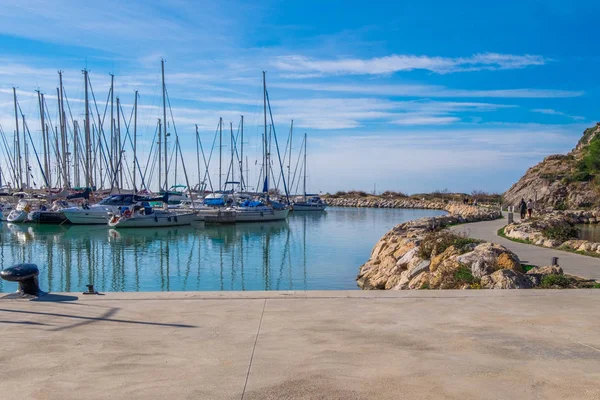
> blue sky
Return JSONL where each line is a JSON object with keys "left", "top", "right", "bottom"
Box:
{"left": 0, "top": 0, "right": 598, "bottom": 194}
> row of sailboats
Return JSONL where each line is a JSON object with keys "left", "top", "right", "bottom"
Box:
{"left": 0, "top": 62, "right": 324, "bottom": 227}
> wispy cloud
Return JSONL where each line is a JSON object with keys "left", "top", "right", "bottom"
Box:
{"left": 531, "top": 108, "right": 585, "bottom": 121}
{"left": 391, "top": 115, "right": 460, "bottom": 125}
{"left": 271, "top": 53, "right": 548, "bottom": 76}
{"left": 268, "top": 81, "right": 583, "bottom": 99}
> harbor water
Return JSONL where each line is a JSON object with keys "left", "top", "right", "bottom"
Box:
{"left": 0, "top": 207, "right": 445, "bottom": 292}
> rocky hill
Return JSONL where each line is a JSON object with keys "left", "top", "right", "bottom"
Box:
{"left": 503, "top": 123, "right": 600, "bottom": 209}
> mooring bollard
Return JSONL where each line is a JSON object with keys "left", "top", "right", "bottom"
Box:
{"left": 552, "top": 257, "right": 559, "bottom": 266}
{"left": 0, "top": 263, "right": 41, "bottom": 296}
{"left": 507, "top": 212, "right": 514, "bottom": 224}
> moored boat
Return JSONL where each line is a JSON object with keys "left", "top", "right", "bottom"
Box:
{"left": 108, "top": 204, "right": 196, "bottom": 228}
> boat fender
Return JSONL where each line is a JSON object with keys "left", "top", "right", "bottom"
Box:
{"left": 174, "top": 216, "right": 178, "bottom": 222}
{"left": 168, "top": 216, "right": 172, "bottom": 222}
{"left": 154, "top": 215, "right": 158, "bottom": 223}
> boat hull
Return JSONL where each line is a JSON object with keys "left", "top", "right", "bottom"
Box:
{"left": 28, "top": 211, "right": 69, "bottom": 224}
{"left": 63, "top": 209, "right": 110, "bottom": 225}
{"left": 233, "top": 208, "right": 289, "bottom": 222}
{"left": 108, "top": 212, "right": 196, "bottom": 228}
{"left": 292, "top": 203, "right": 327, "bottom": 211}
{"left": 6, "top": 210, "right": 28, "bottom": 223}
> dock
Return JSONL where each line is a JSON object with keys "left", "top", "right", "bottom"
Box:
{"left": 1, "top": 290, "right": 599, "bottom": 399}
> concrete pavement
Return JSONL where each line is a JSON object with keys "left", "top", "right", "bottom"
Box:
{"left": 451, "top": 217, "right": 600, "bottom": 280}
{"left": 1, "top": 290, "right": 600, "bottom": 399}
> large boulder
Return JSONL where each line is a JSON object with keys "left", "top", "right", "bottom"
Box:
{"left": 526, "top": 265, "right": 564, "bottom": 276}
{"left": 481, "top": 270, "right": 533, "bottom": 289}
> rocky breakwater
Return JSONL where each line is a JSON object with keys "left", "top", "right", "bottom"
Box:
{"left": 325, "top": 197, "right": 447, "bottom": 210}
{"left": 355, "top": 205, "right": 546, "bottom": 290}
{"left": 503, "top": 212, "right": 600, "bottom": 255}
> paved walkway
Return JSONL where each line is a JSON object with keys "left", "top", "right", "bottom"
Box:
{"left": 450, "top": 217, "right": 600, "bottom": 280}
{"left": 1, "top": 290, "right": 600, "bottom": 399}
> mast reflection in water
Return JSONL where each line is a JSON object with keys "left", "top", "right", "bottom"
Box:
{"left": 0, "top": 208, "right": 446, "bottom": 292}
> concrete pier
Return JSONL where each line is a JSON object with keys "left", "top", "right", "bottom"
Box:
{"left": 1, "top": 290, "right": 599, "bottom": 399}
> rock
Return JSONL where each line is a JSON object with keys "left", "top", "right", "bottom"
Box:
{"left": 526, "top": 265, "right": 564, "bottom": 275}
{"left": 470, "top": 259, "right": 497, "bottom": 279}
{"left": 408, "top": 271, "right": 431, "bottom": 289}
{"left": 496, "top": 253, "right": 523, "bottom": 273}
{"left": 396, "top": 247, "right": 419, "bottom": 268}
{"left": 481, "top": 270, "right": 533, "bottom": 289}
{"left": 429, "top": 257, "right": 463, "bottom": 289}
{"left": 390, "top": 270, "right": 411, "bottom": 290}
{"left": 430, "top": 245, "right": 461, "bottom": 272}
{"left": 407, "top": 258, "right": 431, "bottom": 280}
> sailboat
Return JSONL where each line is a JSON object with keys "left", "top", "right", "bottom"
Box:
{"left": 292, "top": 133, "right": 326, "bottom": 211}
{"left": 229, "top": 72, "right": 290, "bottom": 222}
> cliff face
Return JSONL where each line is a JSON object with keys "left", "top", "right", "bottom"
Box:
{"left": 503, "top": 124, "right": 600, "bottom": 209}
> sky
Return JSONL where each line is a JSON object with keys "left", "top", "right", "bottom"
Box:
{"left": 0, "top": 0, "right": 598, "bottom": 194}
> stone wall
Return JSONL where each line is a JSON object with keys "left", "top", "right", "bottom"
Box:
{"left": 356, "top": 205, "right": 514, "bottom": 290}
{"left": 325, "top": 197, "right": 446, "bottom": 209}
{"left": 503, "top": 212, "right": 600, "bottom": 255}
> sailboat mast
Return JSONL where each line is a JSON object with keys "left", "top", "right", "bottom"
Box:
{"left": 195, "top": 124, "right": 201, "bottom": 192}
{"left": 219, "top": 117, "right": 222, "bottom": 191}
{"left": 116, "top": 96, "right": 122, "bottom": 187}
{"left": 240, "top": 115, "right": 244, "bottom": 191}
{"left": 36, "top": 90, "right": 49, "bottom": 188}
{"left": 288, "top": 119, "right": 293, "bottom": 193}
{"left": 133, "top": 90, "right": 138, "bottom": 191}
{"left": 83, "top": 69, "right": 91, "bottom": 188}
{"left": 13, "top": 87, "right": 22, "bottom": 189}
{"left": 303, "top": 133, "right": 307, "bottom": 200}
{"left": 230, "top": 121, "right": 234, "bottom": 183}
{"left": 73, "top": 121, "right": 79, "bottom": 187}
{"left": 109, "top": 73, "right": 114, "bottom": 185}
{"left": 58, "top": 75, "right": 68, "bottom": 188}
{"left": 22, "top": 114, "right": 30, "bottom": 189}
{"left": 262, "top": 71, "right": 268, "bottom": 194}
{"left": 45, "top": 122, "right": 52, "bottom": 187}
{"left": 158, "top": 118, "right": 162, "bottom": 192}
{"left": 161, "top": 59, "right": 168, "bottom": 192}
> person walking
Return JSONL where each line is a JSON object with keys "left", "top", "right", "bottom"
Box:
{"left": 519, "top": 198, "right": 527, "bottom": 220}
{"left": 526, "top": 199, "right": 534, "bottom": 219}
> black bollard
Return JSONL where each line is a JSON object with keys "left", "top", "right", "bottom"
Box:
{"left": 0, "top": 263, "right": 41, "bottom": 296}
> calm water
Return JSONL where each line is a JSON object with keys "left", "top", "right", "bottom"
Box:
{"left": 0, "top": 208, "right": 445, "bottom": 293}
{"left": 576, "top": 224, "right": 600, "bottom": 242}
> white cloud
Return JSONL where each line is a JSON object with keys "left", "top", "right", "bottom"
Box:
{"left": 391, "top": 115, "right": 460, "bottom": 125}
{"left": 269, "top": 82, "right": 584, "bottom": 99}
{"left": 271, "top": 53, "right": 548, "bottom": 76}
{"left": 531, "top": 108, "right": 585, "bottom": 121}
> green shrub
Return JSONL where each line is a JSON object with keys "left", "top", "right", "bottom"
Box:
{"left": 540, "top": 274, "right": 571, "bottom": 288}
{"left": 420, "top": 283, "right": 430, "bottom": 290}
{"left": 418, "top": 230, "right": 482, "bottom": 259}
{"left": 454, "top": 266, "right": 476, "bottom": 285}
{"left": 593, "top": 283, "right": 600, "bottom": 289}
{"left": 542, "top": 224, "right": 579, "bottom": 242}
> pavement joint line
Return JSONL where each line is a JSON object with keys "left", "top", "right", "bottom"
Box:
{"left": 241, "top": 298, "right": 267, "bottom": 400}
{"left": 3, "top": 292, "right": 596, "bottom": 302}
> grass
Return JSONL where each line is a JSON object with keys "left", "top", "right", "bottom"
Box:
{"left": 540, "top": 274, "right": 571, "bottom": 289}
{"left": 454, "top": 266, "right": 477, "bottom": 285}
{"left": 498, "top": 226, "right": 600, "bottom": 259}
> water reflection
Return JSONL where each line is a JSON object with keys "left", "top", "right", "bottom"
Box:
{"left": 0, "top": 208, "right": 445, "bottom": 292}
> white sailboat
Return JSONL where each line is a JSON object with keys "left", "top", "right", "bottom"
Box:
{"left": 229, "top": 72, "right": 290, "bottom": 223}
{"left": 292, "top": 133, "right": 326, "bottom": 212}
{"left": 108, "top": 203, "right": 196, "bottom": 228}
